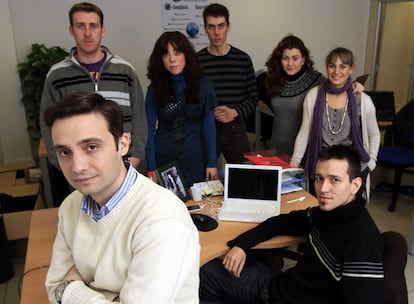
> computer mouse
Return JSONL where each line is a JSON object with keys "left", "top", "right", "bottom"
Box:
{"left": 191, "top": 214, "right": 218, "bottom": 232}
{"left": 194, "top": 214, "right": 205, "bottom": 222}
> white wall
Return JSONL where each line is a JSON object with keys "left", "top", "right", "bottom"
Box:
{"left": 376, "top": 2, "right": 414, "bottom": 108}
{"left": 0, "top": 0, "right": 31, "bottom": 163}
{"left": 2, "top": 0, "right": 371, "bottom": 163}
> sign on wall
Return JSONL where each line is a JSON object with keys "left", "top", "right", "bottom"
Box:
{"left": 161, "top": 0, "right": 216, "bottom": 51}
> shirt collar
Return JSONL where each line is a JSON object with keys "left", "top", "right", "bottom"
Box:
{"left": 80, "top": 163, "right": 138, "bottom": 221}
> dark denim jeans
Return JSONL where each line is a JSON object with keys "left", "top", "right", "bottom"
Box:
{"left": 216, "top": 121, "right": 251, "bottom": 164}
{"left": 199, "top": 258, "right": 274, "bottom": 304}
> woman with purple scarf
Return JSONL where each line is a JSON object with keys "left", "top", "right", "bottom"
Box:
{"left": 290, "top": 47, "right": 380, "bottom": 197}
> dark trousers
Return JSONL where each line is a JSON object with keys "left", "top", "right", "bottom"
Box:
{"left": 216, "top": 121, "right": 251, "bottom": 164}
{"left": 200, "top": 259, "right": 274, "bottom": 304}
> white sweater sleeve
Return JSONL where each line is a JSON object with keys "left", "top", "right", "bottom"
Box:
{"left": 361, "top": 93, "right": 380, "bottom": 171}
{"left": 290, "top": 87, "right": 318, "bottom": 166}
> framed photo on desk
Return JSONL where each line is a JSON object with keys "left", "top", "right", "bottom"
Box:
{"left": 156, "top": 161, "right": 191, "bottom": 202}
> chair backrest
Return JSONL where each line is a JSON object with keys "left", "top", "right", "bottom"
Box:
{"left": 366, "top": 91, "right": 396, "bottom": 122}
{"left": 382, "top": 231, "right": 408, "bottom": 304}
{"left": 393, "top": 99, "right": 414, "bottom": 147}
{"left": 256, "top": 70, "right": 270, "bottom": 105}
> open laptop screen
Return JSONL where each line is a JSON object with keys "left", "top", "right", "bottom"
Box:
{"left": 220, "top": 164, "right": 282, "bottom": 222}
{"left": 226, "top": 165, "right": 280, "bottom": 201}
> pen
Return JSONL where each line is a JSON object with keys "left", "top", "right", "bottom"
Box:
{"left": 287, "top": 196, "right": 306, "bottom": 204}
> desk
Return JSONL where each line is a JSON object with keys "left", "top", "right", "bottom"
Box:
{"left": 20, "top": 208, "right": 57, "bottom": 304}
{"left": 197, "top": 190, "right": 317, "bottom": 265}
{"left": 20, "top": 190, "right": 317, "bottom": 303}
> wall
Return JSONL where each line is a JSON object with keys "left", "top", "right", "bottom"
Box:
{"left": 364, "top": 0, "right": 414, "bottom": 108}
{"left": 0, "top": 0, "right": 31, "bottom": 163}
{"left": 364, "top": 0, "right": 414, "bottom": 187}
{"left": 376, "top": 2, "right": 414, "bottom": 109}
{"left": 3, "top": 0, "right": 371, "bottom": 163}
{"left": 364, "top": 0, "right": 379, "bottom": 90}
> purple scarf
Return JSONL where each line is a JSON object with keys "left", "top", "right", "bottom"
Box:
{"left": 306, "top": 78, "right": 370, "bottom": 178}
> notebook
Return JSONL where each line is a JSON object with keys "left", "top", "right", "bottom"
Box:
{"left": 218, "top": 163, "right": 282, "bottom": 223}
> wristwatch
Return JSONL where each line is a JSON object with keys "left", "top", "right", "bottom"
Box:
{"left": 55, "top": 280, "right": 74, "bottom": 303}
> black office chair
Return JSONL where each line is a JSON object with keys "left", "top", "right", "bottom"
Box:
{"left": 377, "top": 99, "right": 414, "bottom": 211}
{"left": 366, "top": 91, "right": 396, "bottom": 146}
{"left": 382, "top": 231, "right": 408, "bottom": 304}
{"left": 366, "top": 91, "right": 396, "bottom": 122}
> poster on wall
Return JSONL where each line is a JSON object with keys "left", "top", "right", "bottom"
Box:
{"left": 161, "top": 0, "right": 216, "bottom": 51}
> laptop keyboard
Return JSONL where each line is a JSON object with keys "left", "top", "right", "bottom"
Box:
{"left": 224, "top": 200, "right": 277, "bottom": 214}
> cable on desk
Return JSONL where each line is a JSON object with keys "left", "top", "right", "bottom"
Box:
{"left": 202, "top": 194, "right": 222, "bottom": 220}
{"left": 18, "top": 264, "right": 50, "bottom": 299}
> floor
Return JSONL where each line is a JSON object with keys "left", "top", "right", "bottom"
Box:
{"left": 0, "top": 241, "right": 26, "bottom": 304}
{"left": 368, "top": 190, "right": 414, "bottom": 303}
{"left": 1, "top": 184, "right": 413, "bottom": 303}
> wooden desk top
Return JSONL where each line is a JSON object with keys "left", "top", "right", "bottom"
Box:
{"left": 21, "top": 208, "right": 57, "bottom": 304}
{"left": 377, "top": 121, "right": 393, "bottom": 127}
{"left": 38, "top": 137, "right": 47, "bottom": 158}
{"left": 196, "top": 190, "right": 317, "bottom": 265}
{"left": 20, "top": 190, "right": 317, "bottom": 303}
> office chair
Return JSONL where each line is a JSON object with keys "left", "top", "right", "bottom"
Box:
{"left": 382, "top": 231, "right": 408, "bottom": 304}
{"left": 366, "top": 91, "right": 396, "bottom": 146}
{"left": 377, "top": 99, "right": 414, "bottom": 212}
{"left": 365, "top": 91, "right": 396, "bottom": 122}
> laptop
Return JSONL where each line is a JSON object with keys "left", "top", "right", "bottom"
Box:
{"left": 218, "top": 163, "right": 282, "bottom": 223}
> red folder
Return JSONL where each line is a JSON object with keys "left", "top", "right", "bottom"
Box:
{"left": 244, "top": 154, "right": 292, "bottom": 169}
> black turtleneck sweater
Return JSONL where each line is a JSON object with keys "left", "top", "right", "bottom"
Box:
{"left": 228, "top": 197, "right": 384, "bottom": 304}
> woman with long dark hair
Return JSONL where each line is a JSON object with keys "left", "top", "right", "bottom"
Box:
{"left": 262, "top": 35, "right": 325, "bottom": 155}
{"left": 146, "top": 31, "right": 218, "bottom": 186}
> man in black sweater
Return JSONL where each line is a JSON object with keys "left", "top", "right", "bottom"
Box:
{"left": 197, "top": 3, "right": 258, "bottom": 164}
{"left": 200, "top": 145, "right": 384, "bottom": 303}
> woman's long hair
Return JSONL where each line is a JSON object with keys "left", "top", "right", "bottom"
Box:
{"left": 147, "top": 31, "right": 202, "bottom": 106}
{"left": 265, "top": 34, "right": 314, "bottom": 97}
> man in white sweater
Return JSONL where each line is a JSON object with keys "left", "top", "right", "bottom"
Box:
{"left": 43, "top": 91, "right": 200, "bottom": 303}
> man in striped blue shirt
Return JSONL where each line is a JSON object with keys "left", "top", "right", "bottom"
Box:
{"left": 198, "top": 3, "right": 258, "bottom": 164}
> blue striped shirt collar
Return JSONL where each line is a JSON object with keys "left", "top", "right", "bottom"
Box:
{"left": 80, "top": 163, "right": 138, "bottom": 221}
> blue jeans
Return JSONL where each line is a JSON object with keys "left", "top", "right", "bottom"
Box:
{"left": 199, "top": 259, "right": 274, "bottom": 304}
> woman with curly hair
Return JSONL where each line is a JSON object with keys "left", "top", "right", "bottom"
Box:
{"left": 145, "top": 31, "right": 218, "bottom": 187}
{"left": 261, "top": 34, "right": 325, "bottom": 155}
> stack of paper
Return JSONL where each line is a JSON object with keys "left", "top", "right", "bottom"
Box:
{"left": 282, "top": 172, "right": 303, "bottom": 194}
{"left": 193, "top": 180, "right": 224, "bottom": 196}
